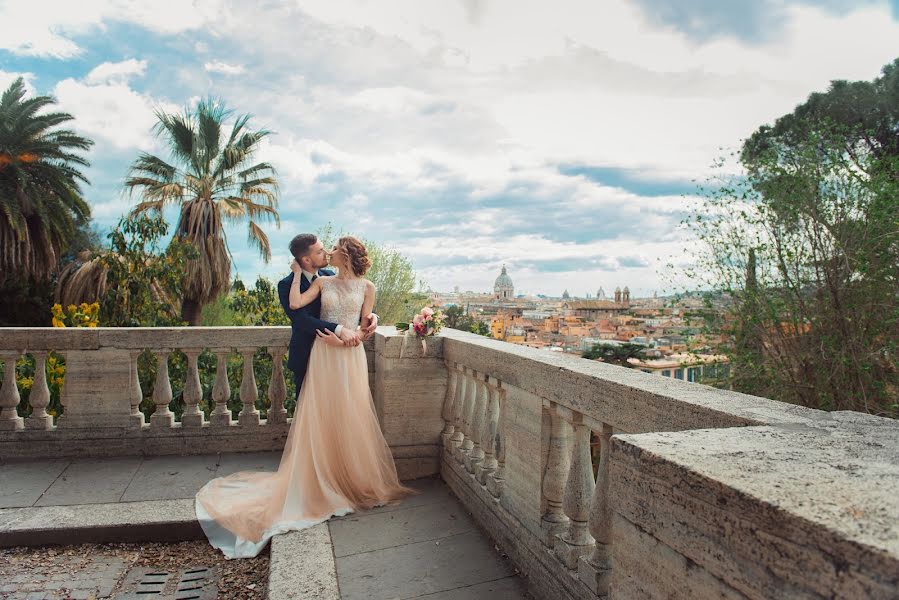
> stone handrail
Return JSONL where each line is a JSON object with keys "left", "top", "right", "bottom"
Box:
{"left": 2, "top": 326, "right": 897, "bottom": 599}
{"left": 0, "top": 327, "right": 372, "bottom": 459}
{"left": 425, "top": 328, "right": 899, "bottom": 600}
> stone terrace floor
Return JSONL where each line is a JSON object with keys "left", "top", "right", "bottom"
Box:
{"left": 0, "top": 453, "right": 529, "bottom": 599}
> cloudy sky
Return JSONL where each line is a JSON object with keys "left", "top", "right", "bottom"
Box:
{"left": 2, "top": 0, "right": 897, "bottom": 297}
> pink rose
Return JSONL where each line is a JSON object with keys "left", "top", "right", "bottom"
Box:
{"left": 413, "top": 314, "right": 424, "bottom": 325}
{"left": 421, "top": 307, "right": 434, "bottom": 317}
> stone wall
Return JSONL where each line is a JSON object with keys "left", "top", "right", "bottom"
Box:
{"left": 436, "top": 328, "right": 899, "bottom": 600}
{"left": 2, "top": 326, "right": 898, "bottom": 599}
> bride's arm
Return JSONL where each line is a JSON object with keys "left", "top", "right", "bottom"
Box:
{"left": 359, "top": 281, "right": 376, "bottom": 333}
{"left": 289, "top": 276, "right": 323, "bottom": 310}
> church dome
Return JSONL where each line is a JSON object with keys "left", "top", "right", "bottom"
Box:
{"left": 494, "top": 265, "right": 513, "bottom": 290}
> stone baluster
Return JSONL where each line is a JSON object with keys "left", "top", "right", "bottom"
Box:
{"left": 181, "top": 348, "right": 204, "bottom": 427}
{"left": 448, "top": 366, "right": 467, "bottom": 451}
{"left": 541, "top": 402, "right": 571, "bottom": 546}
{"left": 465, "top": 374, "right": 488, "bottom": 474}
{"left": 238, "top": 348, "right": 260, "bottom": 426}
{"left": 441, "top": 362, "right": 458, "bottom": 449}
{"left": 25, "top": 351, "right": 53, "bottom": 430}
{"left": 209, "top": 348, "right": 232, "bottom": 427}
{"left": 268, "top": 347, "right": 288, "bottom": 424}
{"left": 128, "top": 350, "right": 145, "bottom": 428}
{"left": 150, "top": 350, "right": 174, "bottom": 427}
{"left": 556, "top": 412, "right": 596, "bottom": 569}
{"left": 477, "top": 376, "right": 500, "bottom": 485}
{"left": 0, "top": 351, "right": 24, "bottom": 431}
{"left": 487, "top": 383, "right": 507, "bottom": 498}
{"left": 579, "top": 421, "right": 614, "bottom": 594}
{"left": 459, "top": 368, "right": 480, "bottom": 460}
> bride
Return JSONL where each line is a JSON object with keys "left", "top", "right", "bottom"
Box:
{"left": 195, "top": 235, "right": 414, "bottom": 558}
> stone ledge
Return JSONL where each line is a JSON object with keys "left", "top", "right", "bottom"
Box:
{"left": 0, "top": 499, "right": 201, "bottom": 547}
{"left": 269, "top": 525, "right": 339, "bottom": 600}
{"left": 610, "top": 414, "right": 899, "bottom": 599}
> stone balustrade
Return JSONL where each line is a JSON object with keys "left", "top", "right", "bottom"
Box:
{"left": 0, "top": 327, "right": 374, "bottom": 461}
{"left": 432, "top": 329, "right": 899, "bottom": 600}
{"left": 2, "top": 326, "right": 898, "bottom": 599}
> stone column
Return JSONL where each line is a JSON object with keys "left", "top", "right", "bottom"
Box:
{"left": 465, "top": 374, "right": 487, "bottom": 474}
{"left": 541, "top": 402, "right": 571, "bottom": 546}
{"left": 238, "top": 348, "right": 260, "bottom": 427}
{"left": 441, "top": 361, "right": 458, "bottom": 449}
{"left": 150, "top": 350, "right": 174, "bottom": 428}
{"left": 556, "top": 415, "right": 596, "bottom": 569}
{"left": 209, "top": 348, "right": 232, "bottom": 427}
{"left": 0, "top": 351, "right": 24, "bottom": 431}
{"left": 478, "top": 376, "right": 500, "bottom": 485}
{"left": 579, "top": 421, "right": 614, "bottom": 595}
{"left": 57, "top": 349, "right": 133, "bottom": 429}
{"left": 268, "top": 347, "right": 288, "bottom": 424}
{"left": 24, "top": 351, "right": 53, "bottom": 430}
{"left": 448, "top": 366, "right": 467, "bottom": 450}
{"left": 487, "top": 383, "right": 506, "bottom": 498}
{"left": 128, "top": 350, "right": 145, "bottom": 428}
{"left": 459, "top": 368, "right": 479, "bottom": 460}
{"left": 181, "top": 348, "right": 204, "bottom": 427}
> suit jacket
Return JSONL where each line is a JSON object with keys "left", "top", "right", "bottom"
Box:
{"left": 278, "top": 269, "right": 338, "bottom": 383}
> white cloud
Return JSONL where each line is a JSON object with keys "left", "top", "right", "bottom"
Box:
{"left": 85, "top": 59, "right": 148, "bottom": 85}
{"left": 53, "top": 76, "right": 176, "bottom": 151}
{"left": 7, "top": 0, "right": 896, "bottom": 295}
{"left": 0, "top": 0, "right": 221, "bottom": 58}
{"left": 204, "top": 61, "right": 246, "bottom": 75}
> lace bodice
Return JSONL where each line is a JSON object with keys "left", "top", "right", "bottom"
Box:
{"left": 320, "top": 277, "right": 367, "bottom": 330}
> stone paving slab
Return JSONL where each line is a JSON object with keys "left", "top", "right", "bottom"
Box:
{"left": 0, "top": 499, "right": 199, "bottom": 547}
{"left": 214, "top": 451, "right": 281, "bottom": 478}
{"left": 36, "top": 457, "right": 142, "bottom": 506}
{"left": 0, "top": 459, "right": 70, "bottom": 509}
{"left": 269, "top": 525, "right": 339, "bottom": 600}
{"left": 335, "top": 530, "right": 517, "bottom": 600}
{"left": 0, "top": 552, "right": 127, "bottom": 599}
{"left": 407, "top": 576, "right": 529, "bottom": 599}
{"left": 119, "top": 455, "right": 218, "bottom": 502}
{"left": 330, "top": 497, "right": 477, "bottom": 558}
{"left": 352, "top": 476, "right": 458, "bottom": 517}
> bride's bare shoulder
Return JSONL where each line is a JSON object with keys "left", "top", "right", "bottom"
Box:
{"left": 364, "top": 279, "right": 376, "bottom": 292}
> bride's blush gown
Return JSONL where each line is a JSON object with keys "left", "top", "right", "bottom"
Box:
{"left": 195, "top": 277, "right": 414, "bottom": 558}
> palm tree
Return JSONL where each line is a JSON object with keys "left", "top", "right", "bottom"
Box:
{"left": 126, "top": 99, "right": 279, "bottom": 325}
{"left": 0, "top": 78, "right": 93, "bottom": 282}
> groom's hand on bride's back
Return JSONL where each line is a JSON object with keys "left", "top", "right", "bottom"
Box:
{"left": 361, "top": 313, "right": 378, "bottom": 340}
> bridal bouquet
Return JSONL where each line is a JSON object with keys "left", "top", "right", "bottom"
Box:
{"left": 396, "top": 306, "right": 444, "bottom": 357}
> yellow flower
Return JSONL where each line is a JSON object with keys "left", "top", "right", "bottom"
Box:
{"left": 87, "top": 322, "right": 97, "bottom": 328}
{"left": 51, "top": 317, "right": 66, "bottom": 328}
{"left": 51, "top": 304, "right": 63, "bottom": 317}
{"left": 79, "top": 302, "right": 89, "bottom": 313}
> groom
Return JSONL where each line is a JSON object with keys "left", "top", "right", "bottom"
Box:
{"left": 278, "top": 234, "right": 378, "bottom": 393}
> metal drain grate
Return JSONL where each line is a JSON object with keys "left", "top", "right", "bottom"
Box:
{"left": 174, "top": 567, "right": 216, "bottom": 600}
{"left": 115, "top": 566, "right": 218, "bottom": 600}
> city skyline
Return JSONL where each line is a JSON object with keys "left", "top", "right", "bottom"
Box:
{"left": 2, "top": 1, "right": 898, "bottom": 295}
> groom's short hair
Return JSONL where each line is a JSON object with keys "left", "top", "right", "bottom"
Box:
{"left": 289, "top": 234, "right": 318, "bottom": 260}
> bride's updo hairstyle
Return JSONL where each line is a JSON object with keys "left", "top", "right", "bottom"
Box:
{"left": 339, "top": 236, "right": 372, "bottom": 277}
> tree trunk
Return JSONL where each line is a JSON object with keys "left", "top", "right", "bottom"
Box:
{"left": 181, "top": 298, "right": 203, "bottom": 326}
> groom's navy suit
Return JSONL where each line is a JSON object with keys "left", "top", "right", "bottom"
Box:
{"left": 278, "top": 269, "right": 338, "bottom": 392}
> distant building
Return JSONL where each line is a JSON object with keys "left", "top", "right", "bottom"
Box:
{"left": 629, "top": 353, "right": 730, "bottom": 384}
{"left": 561, "top": 299, "right": 630, "bottom": 320}
{"left": 494, "top": 265, "right": 514, "bottom": 302}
